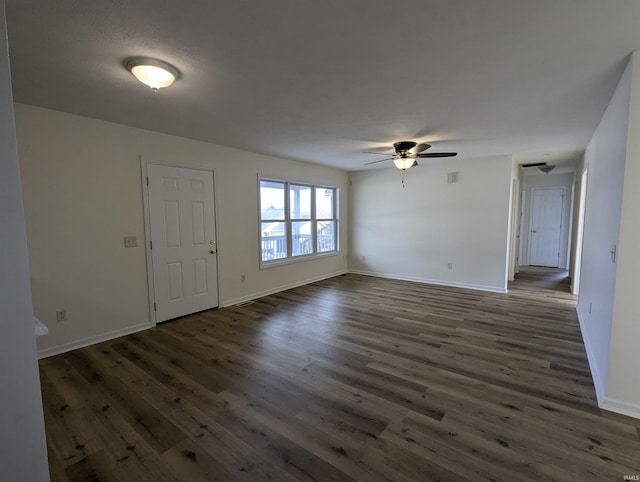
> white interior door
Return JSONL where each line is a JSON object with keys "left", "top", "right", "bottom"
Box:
{"left": 529, "top": 187, "right": 564, "bottom": 267}
{"left": 147, "top": 164, "right": 218, "bottom": 322}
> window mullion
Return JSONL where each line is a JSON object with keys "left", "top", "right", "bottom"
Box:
{"left": 311, "top": 186, "right": 317, "bottom": 254}
{"left": 331, "top": 189, "right": 339, "bottom": 251}
{"left": 285, "top": 182, "right": 292, "bottom": 259}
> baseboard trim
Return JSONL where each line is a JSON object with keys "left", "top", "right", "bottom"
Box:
{"left": 575, "top": 306, "right": 606, "bottom": 406}
{"left": 37, "top": 322, "right": 153, "bottom": 359}
{"left": 602, "top": 397, "right": 640, "bottom": 420}
{"left": 348, "top": 270, "right": 507, "bottom": 294}
{"left": 37, "top": 271, "right": 349, "bottom": 358}
{"left": 222, "top": 269, "right": 348, "bottom": 307}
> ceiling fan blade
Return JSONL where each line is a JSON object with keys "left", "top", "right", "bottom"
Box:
{"left": 413, "top": 143, "right": 431, "bottom": 154}
{"left": 416, "top": 152, "right": 457, "bottom": 158}
{"left": 362, "top": 150, "right": 394, "bottom": 155}
{"left": 364, "top": 157, "right": 393, "bottom": 165}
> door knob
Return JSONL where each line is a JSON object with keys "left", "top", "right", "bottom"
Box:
{"left": 531, "top": 230, "right": 537, "bottom": 233}
{"left": 209, "top": 249, "right": 216, "bottom": 254}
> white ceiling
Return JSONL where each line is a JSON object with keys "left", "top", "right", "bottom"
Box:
{"left": 6, "top": 1, "right": 640, "bottom": 171}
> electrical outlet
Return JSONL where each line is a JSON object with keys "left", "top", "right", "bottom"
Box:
{"left": 56, "top": 309, "right": 67, "bottom": 322}
{"left": 448, "top": 263, "right": 453, "bottom": 269}
{"left": 124, "top": 236, "right": 137, "bottom": 248}
{"left": 241, "top": 274, "right": 246, "bottom": 283}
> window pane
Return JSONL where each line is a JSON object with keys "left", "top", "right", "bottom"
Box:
{"left": 260, "top": 181, "right": 285, "bottom": 220}
{"left": 317, "top": 221, "right": 336, "bottom": 252}
{"left": 261, "top": 221, "right": 287, "bottom": 261}
{"left": 291, "top": 220, "right": 313, "bottom": 256}
{"left": 316, "top": 187, "right": 334, "bottom": 219}
{"left": 290, "top": 184, "right": 311, "bottom": 220}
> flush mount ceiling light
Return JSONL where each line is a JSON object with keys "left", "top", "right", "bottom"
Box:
{"left": 124, "top": 57, "right": 179, "bottom": 92}
{"left": 538, "top": 165, "right": 556, "bottom": 173}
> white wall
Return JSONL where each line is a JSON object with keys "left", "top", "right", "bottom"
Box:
{"left": 577, "top": 57, "right": 631, "bottom": 404}
{"left": 15, "top": 104, "right": 349, "bottom": 356}
{"left": 520, "top": 171, "right": 575, "bottom": 268}
{"left": 349, "top": 154, "right": 513, "bottom": 292}
{"left": 606, "top": 51, "right": 640, "bottom": 416}
{"left": 0, "top": 2, "right": 50, "bottom": 479}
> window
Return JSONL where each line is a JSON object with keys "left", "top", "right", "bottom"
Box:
{"left": 260, "top": 179, "right": 338, "bottom": 264}
{"left": 260, "top": 180, "right": 287, "bottom": 261}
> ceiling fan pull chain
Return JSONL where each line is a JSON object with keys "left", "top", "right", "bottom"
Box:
{"left": 402, "top": 170, "right": 406, "bottom": 188}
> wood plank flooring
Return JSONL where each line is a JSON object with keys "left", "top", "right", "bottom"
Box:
{"left": 40, "top": 268, "right": 640, "bottom": 481}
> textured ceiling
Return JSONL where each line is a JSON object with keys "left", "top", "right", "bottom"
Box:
{"left": 6, "top": 0, "right": 640, "bottom": 171}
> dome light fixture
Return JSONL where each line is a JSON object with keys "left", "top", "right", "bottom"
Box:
{"left": 393, "top": 156, "right": 417, "bottom": 170}
{"left": 124, "top": 57, "right": 180, "bottom": 92}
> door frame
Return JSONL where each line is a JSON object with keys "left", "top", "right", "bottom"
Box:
{"left": 572, "top": 167, "right": 589, "bottom": 294}
{"left": 518, "top": 188, "right": 526, "bottom": 268}
{"left": 527, "top": 186, "right": 566, "bottom": 267}
{"left": 507, "top": 177, "right": 521, "bottom": 281}
{"left": 141, "top": 158, "right": 221, "bottom": 325}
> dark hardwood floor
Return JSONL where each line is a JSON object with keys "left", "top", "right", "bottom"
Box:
{"left": 40, "top": 268, "right": 640, "bottom": 481}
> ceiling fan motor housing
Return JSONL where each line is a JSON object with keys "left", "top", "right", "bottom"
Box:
{"left": 394, "top": 141, "right": 417, "bottom": 153}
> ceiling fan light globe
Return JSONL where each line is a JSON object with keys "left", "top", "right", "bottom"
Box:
{"left": 393, "top": 157, "right": 415, "bottom": 170}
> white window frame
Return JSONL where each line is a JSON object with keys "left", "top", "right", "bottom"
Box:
{"left": 259, "top": 177, "right": 339, "bottom": 268}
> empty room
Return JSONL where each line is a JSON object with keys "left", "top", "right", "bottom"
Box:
{"left": 2, "top": 1, "right": 640, "bottom": 480}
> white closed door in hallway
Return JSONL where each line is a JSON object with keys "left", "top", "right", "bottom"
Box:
{"left": 147, "top": 164, "right": 219, "bottom": 322}
{"left": 529, "top": 187, "right": 564, "bottom": 267}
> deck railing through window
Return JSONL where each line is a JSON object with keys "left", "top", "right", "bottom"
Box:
{"left": 261, "top": 235, "right": 334, "bottom": 261}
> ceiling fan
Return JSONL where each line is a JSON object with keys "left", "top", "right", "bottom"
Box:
{"left": 365, "top": 141, "right": 457, "bottom": 170}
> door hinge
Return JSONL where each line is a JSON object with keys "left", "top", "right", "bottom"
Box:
{"left": 146, "top": 176, "right": 149, "bottom": 186}
{"left": 153, "top": 302, "right": 157, "bottom": 312}
{"left": 150, "top": 240, "right": 153, "bottom": 250}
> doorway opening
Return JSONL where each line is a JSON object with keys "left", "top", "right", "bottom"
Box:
{"left": 516, "top": 170, "right": 577, "bottom": 292}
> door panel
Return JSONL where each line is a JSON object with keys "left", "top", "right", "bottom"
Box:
{"left": 148, "top": 164, "right": 219, "bottom": 322}
{"left": 167, "top": 262, "right": 184, "bottom": 300}
{"left": 164, "top": 201, "right": 181, "bottom": 247}
{"left": 191, "top": 201, "right": 205, "bottom": 245}
{"left": 194, "top": 258, "right": 208, "bottom": 294}
{"left": 529, "top": 187, "right": 564, "bottom": 267}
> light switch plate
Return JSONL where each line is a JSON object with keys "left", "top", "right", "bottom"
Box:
{"left": 124, "top": 236, "right": 137, "bottom": 248}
